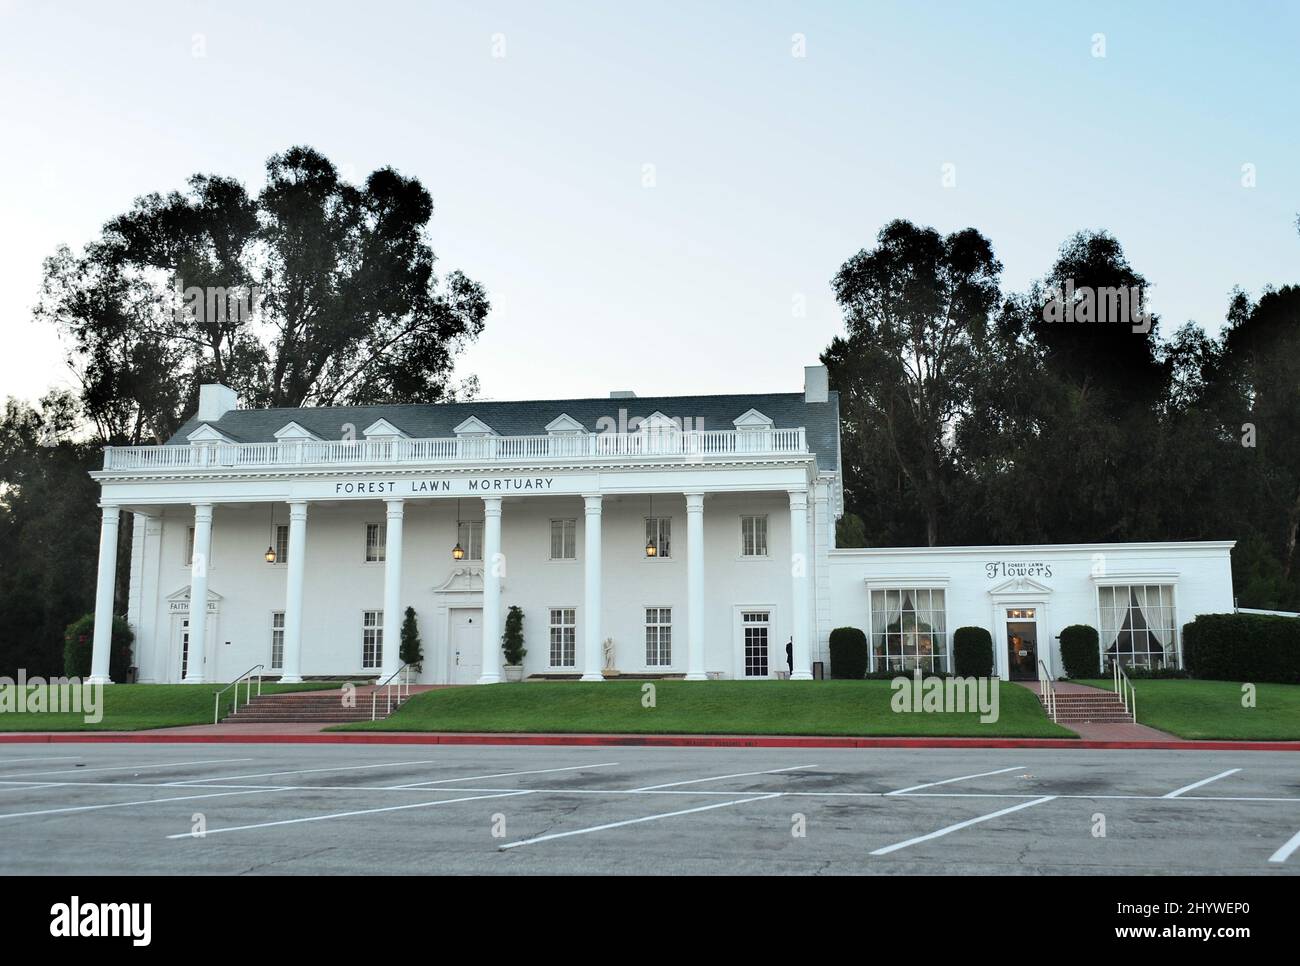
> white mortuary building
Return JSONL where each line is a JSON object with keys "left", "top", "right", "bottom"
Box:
{"left": 86, "top": 365, "right": 1236, "bottom": 686}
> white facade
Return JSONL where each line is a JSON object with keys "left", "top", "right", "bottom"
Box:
{"left": 87, "top": 367, "right": 1236, "bottom": 685}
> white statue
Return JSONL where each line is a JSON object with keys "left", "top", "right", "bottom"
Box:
{"left": 603, "top": 637, "right": 617, "bottom": 671}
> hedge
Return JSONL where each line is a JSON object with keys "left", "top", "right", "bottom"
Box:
{"left": 828, "top": 626, "right": 868, "bottom": 679}
{"left": 1183, "top": 613, "right": 1300, "bottom": 684}
{"left": 1059, "top": 624, "right": 1100, "bottom": 678}
{"left": 63, "top": 613, "right": 134, "bottom": 681}
{"left": 952, "top": 626, "right": 993, "bottom": 676}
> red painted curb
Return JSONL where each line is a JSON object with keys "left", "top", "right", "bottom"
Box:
{"left": 1, "top": 732, "right": 1298, "bottom": 751}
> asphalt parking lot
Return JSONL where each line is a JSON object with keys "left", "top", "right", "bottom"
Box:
{"left": 0, "top": 743, "right": 1296, "bottom": 875}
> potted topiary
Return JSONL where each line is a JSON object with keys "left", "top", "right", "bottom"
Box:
{"left": 399, "top": 606, "right": 423, "bottom": 681}
{"left": 501, "top": 605, "right": 527, "bottom": 682}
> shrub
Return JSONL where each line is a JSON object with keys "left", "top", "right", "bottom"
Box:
{"left": 63, "top": 613, "right": 134, "bottom": 680}
{"left": 399, "top": 606, "right": 423, "bottom": 672}
{"left": 1183, "top": 613, "right": 1300, "bottom": 684}
{"left": 828, "top": 626, "right": 868, "bottom": 679}
{"left": 1059, "top": 624, "right": 1100, "bottom": 679}
{"left": 501, "top": 605, "right": 527, "bottom": 666}
{"left": 952, "top": 626, "right": 993, "bottom": 676}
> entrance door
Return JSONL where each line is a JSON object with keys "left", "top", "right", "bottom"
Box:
{"left": 742, "top": 611, "right": 771, "bottom": 678}
{"left": 1005, "top": 608, "right": 1038, "bottom": 680}
{"left": 451, "top": 609, "right": 483, "bottom": 684}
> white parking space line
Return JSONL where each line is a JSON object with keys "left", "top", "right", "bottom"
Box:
{"left": 0, "top": 787, "right": 276, "bottom": 821}
{"left": 886, "top": 765, "right": 1025, "bottom": 796}
{"left": 385, "top": 762, "right": 621, "bottom": 789}
{"left": 500, "top": 793, "right": 784, "bottom": 850}
{"left": 0, "top": 756, "right": 83, "bottom": 765}
{"left": 631, "top": 764, "right": 818, "bottom": 791}
{"left": 162, "top": 759, "right": 444, "bottom": 785}
{"left": 165, "top": 789, "right": 535, "bottom": 838}
{"left": 1, "top": 757, "right": 254, "bottom": 779}
{"left": 870, "top": 796, "right": 1057, "bottom": 856}
{"left": 1268, "top": 829, "right": 1300, "bottom": 864}
{"left": 1163, "top": 768, "right": 1241, "bottom": 799}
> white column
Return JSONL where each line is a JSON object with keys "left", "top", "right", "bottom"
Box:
{"left": 280, "top": 501, "right": 308, "bottom": 683}
{"left": 380, "top": 498, "right": 405, "bottom": 682}
{"left": 788, "top": 489, "right": 812, "bottom": 680}
{"left": 685, "top": 492, "right": 706, "bottom": 681}
{"left": 478, "top": 496, "right": 503, "bottom": 684}
{"left": 88, "top": 505, "right": 121, "bottom": 684}
{"left": 184, "top": 502, "right": 213, "bottom": 683}
{"left": 581, "top": 494, "right": 604, "bottom": 681}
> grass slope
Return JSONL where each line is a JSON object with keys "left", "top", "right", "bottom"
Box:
{"left": 0, "top": 682, "right": 341, "bottom": 731}
{"left": 336, "top": 680, "right": 1073, "bottom": 737}
{"left": 1077, "top": 679, "right": 1300, "bottom": 740}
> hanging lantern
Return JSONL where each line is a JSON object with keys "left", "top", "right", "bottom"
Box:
{"left": 645, "top": 493, "right": 657, "bottom": 557}
{"left": 451, "top": 499, "right": 465, "bottom": 559}
{"left": 264, "top": 503, "right": 277, "bottom": 563}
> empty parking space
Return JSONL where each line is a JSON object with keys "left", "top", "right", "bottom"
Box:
{"left": 0, "top": 743, "right": 1294, "bottom": 874}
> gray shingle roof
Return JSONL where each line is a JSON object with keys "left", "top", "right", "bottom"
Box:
{"left": 168, "top": 391, "right": 841, "bottom": 472}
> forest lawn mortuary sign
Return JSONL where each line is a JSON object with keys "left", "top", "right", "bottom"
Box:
{"left": 332, "top": 476, "right": 564, "bottom": 497}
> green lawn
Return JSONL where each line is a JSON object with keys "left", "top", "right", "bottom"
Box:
{"left": 1077, "top": 679, "right": 1300, "bottom": 740}
{"left": 334, "top": 680, "right": 1075, "bottom": 738}
{"left": 0, "top": 682, "right": 341, "bottom": 731}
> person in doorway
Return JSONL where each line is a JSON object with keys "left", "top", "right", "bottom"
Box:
{"left": 785, "top": 637, "right": 793, "bottom": 676}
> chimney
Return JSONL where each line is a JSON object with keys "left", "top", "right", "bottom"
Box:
{"left": 609, "top": 390, "right": 637, "bottom": 399}
{"left": 804, "top": 365, "right": 829, "bottom": 403}
{"left": 197, "top": 384, "right": 239, "bottom": 422}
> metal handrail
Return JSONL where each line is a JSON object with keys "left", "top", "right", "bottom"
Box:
{"left": 371, "top": 663, "right": 411, "bottom": 721}
{"left": 1113, "top": 660, "right": 1137, "bottom": 722}
{"left": 1037, "top": 659, "right": 1056, "bottom": 722}
{"left": 213, "top": 664, "right": 265, "bottom": 724}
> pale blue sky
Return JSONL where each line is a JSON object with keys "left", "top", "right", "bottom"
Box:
{"left": 1, "top": 0, "right": 1296, "bottom": 404}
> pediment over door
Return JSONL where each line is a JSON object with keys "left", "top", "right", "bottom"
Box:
{"left": 166, "top": 586, "right": 223, "bottom": 613}
{"left": 987, "top": 575, "right": 1054, "bottom": 597}
{"left": 433, "top": 567, "right": 485, "bottom": 594}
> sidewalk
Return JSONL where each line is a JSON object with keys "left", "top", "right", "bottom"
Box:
{"left": 2, "top": 726, "right": 1298, "bottom": 751}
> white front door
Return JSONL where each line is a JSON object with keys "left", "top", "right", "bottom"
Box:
{"left": 742, "top": 610, "right": 772, "bottom": 678}
{"left": 451, "top": 609, "right": 482, "bottom": 684}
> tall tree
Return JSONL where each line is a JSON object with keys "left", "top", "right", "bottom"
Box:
{"left": 36, "top": 146, "right": 489, "bottom": 445}
{"left": 824, "top": 220, "right": 1002, "bottom": 546}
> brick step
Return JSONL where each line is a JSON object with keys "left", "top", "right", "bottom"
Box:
{"left": 221, "top": 690, "right": 411, "bottom": 724}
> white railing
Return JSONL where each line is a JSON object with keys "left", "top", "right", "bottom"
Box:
{"left": 213, "top": 664, "right": 264, "bottom": 724}
{"left": 103, "top": 427, "right": 810, "bottom": 471}
{"left": 371, "top": 664, "right": 412, "bottom": 721}
{"left": 1113, "top": 659, "right": 1137, "bottom": 723}
{"left": 1037, "top": 659, "right": 1056, "bottom": 722}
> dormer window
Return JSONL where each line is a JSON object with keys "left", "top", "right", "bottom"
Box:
{"left": 452, "top": 416, "right": 497, "bottom": 437}
{"left": 544, "top": 414, "right": 586, "bottom": 435}
{"left": 362, "top": 418, "right": 409, "bottom": 442}
{"left": 732, "top": 408, "right": 774, "bottom": 431}
{"left": 273, "top": 421, "right": 322, "bottom": 442}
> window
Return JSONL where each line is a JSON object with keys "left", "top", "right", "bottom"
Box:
{"left": 645, "top": 517, "right": 671, "bottom": 558}
{"left": 274, "top": 525, "right": 289, "bottom": 565}
{"left": 550, "top": 519, "right": 577, "bottom": 560}
{"left": 1098, "top": 584, "right": 1177, "bottom": 670}
{"left": 549, "top": 608, "right": 576, "bottom": 667}
{"left": 741, "top": 515, "right": 768, "bottom": 557}
{"left": 180, "top": 618, "right": 191, "bottom": 679}
{"left": 270, "top": 611, "right": 285, "bottom": 669}
{"left": 870, "top": 588, "right": 949, "bottom": 673}
{"left": 365, "top": 523, "right": 386, "bottom": 563}
{"left": 185, "top": 527, "right": 195, "bottom": 567}
{"left": 742, "top": 611, "right": 771, "bottom": 677}
{"left": 645, "top": 607, "right": 672, "bottom": 666}
{"left": 362, "top": 610, "right": 383, "bottom": 669}
{"left": 459, "top": 522, "right": 484, "bottom": 561}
